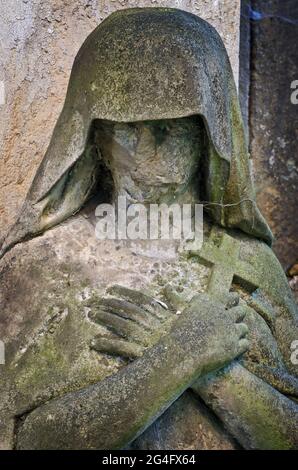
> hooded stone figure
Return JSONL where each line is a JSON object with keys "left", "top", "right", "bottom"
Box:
{"left": 0, "top": 8, "right": 297, "bottom": 451}
{"left": 0, "top": 6, "right": 273, "bottom": 257}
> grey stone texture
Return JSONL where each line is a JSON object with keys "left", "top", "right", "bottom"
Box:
{"left": 0, "top": 4, "right": 297, "bottom": 452}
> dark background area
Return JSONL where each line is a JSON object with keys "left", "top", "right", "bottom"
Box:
{"left": 240, "top": 0, "right": 298, "bottom": 280}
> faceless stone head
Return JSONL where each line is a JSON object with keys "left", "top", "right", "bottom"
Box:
{"left": 94, "top": 117, "right": 204, "bottom": 204}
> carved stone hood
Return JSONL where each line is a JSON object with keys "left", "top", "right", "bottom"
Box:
{"left": 0, "top": 8, "right": 273, "bottom": 258}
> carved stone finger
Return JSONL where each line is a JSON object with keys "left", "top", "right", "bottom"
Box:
{"left": 90, "top": 336, "right": 145, "bottom": 359}
{"left": 98, "top": 297, "right": 160, "bottom": 330}
{"left": 236, "top": 323, "right": 249, "bottom": 338}
{"left": 225, "top": 292, "right": 240, "bottom": 309}
{"left": 229, "top": 305, "right": 247, "bottom": 323}
{"left": 106, "top": 285, "right": 170, "bottom": 321}
{"left": 238, "top": 338, "right": 250, "bottom": 355}
{"left": 246, "top": 296, "right": 276, "bottom": 326}
{"left": 88, "top": 309, "right": 151, "bottom": 346}
{"left": 163, "top": 284, "right": 186, "bottom": 312}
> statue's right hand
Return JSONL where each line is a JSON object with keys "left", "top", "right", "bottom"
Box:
{"left": 85, "top": 285, "right": 249, "bottom": 377}
{"left": 171, "top": 293, "right": 250, "bottom": 375}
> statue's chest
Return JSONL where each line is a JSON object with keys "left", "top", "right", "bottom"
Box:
{"left": 52, "top": 215, "right": 284, "bottom": 309}
{"left": 87, "top": 224, "right": 278, "bottom": 314}
{"left": 90, "top": 238, "right": 210, "bottom": 302}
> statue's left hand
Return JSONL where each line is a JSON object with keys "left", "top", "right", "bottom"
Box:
{"left": 86, "top": 285, "right": 177, "bottom": 359}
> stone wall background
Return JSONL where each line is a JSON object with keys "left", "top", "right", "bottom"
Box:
{"left": 247, "top": 0, "right": 298, "bottom": 272}
{"left": 0, "top": 0, "right": 240, "bottom": 236}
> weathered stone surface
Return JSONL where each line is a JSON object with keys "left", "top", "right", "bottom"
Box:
{"left": 130, "top": 391, "right": 239, "bottom": 450}
{"left": 1, "top": 6, "right": 297, "bottom": 452}
{"left": 1, "top": 210, "right": 297, "bottom": 449}
{"left": 250, "top": 0, "right": 298, "bottom": 270}
{"left": 0, "top": 0, "right": 240, "bottom": 234}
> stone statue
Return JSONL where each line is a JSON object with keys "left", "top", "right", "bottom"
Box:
{"left": 0, "top": 8, "right": 297, "bottom": 450}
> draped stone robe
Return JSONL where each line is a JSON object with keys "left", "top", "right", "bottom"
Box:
{"left": 1, "top": 210, "right": 297, "bottom": 449}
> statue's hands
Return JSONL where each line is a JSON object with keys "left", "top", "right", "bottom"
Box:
{"left": 86, "top": 285, "right": 249, "bottom": 372}
{"left": 172, "top": 292, "right": 250, "bottom": 374}
{"left": 86, "top": 285, "right": 177, "bottom": 359}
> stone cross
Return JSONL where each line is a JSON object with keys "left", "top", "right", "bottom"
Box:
{"left": 195, "top": 229, "right": 259, "bottom": 304}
